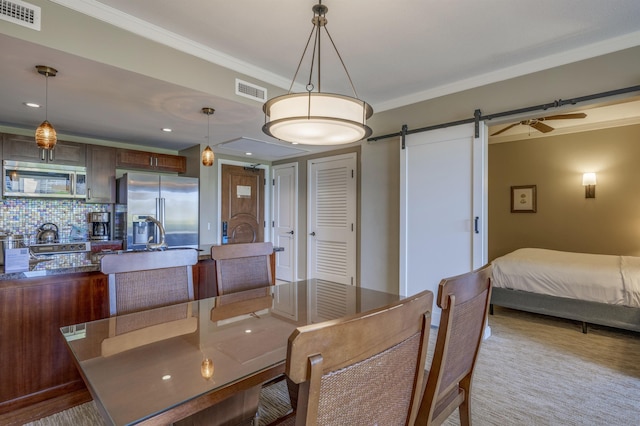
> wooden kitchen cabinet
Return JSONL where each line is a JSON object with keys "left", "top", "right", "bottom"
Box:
{"left": 0, "top": 272, "right": 109, "bottom": 415}
{"left": 116, "top": 148, "right": 186, "bottom": 173}
{"left": 2, "top": 133, "right": 86, "bottom": 166}
{"left": 86, "top": 144, "right": 116, "bottom": 203}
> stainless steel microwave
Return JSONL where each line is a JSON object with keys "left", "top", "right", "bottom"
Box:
{"left": 3, "top": 160, "right": 87, "bottom": 199}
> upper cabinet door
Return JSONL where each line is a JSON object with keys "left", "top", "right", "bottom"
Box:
{"left": 2, "top": 134, "right": 86, "bottom": 166}
{"left": 116, "top": 149, "right": 186, "bottom": 173}
{"left": 86, "top": 145, "right": 116, "bottom": 203}
{"left": 154, "top": 153, "right": 186, "bottom": 173}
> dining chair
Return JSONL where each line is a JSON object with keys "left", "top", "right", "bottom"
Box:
{"left": 415, "top": 264, "right": 493, "bottom": 426}
{"left": 100, "top": 248, "right": 198, "bottom": 316}
{"left": 274, "top": 289, "right": 433, "bottom": 426}
{"left": 211, "top": 242, "right": 274, "bottom": 296}
{"left": 101, "top": 248, "right": 263, "bottom": 426}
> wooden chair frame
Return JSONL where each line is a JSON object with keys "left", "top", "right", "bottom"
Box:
{"left": 211, "top": 242, "right": 274, "bottom": 296}
{"left": 100, "top": 249, "right": 198, "bottom": 316}
{"left": 416, "top": 264, "right": 492, "bottom": 426}
{"left": 284, "top": 290, "right": 434, "bottom": 426}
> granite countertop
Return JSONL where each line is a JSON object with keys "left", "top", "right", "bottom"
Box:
{"left": 0, "top": 252, "right": 101, "bottom": 281}
{"left": 0, "top": 244, "right": 283, "bottom": 281}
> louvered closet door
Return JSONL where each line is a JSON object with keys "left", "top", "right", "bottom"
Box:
{"left": 307, "top": 153, "right": 357, "bottom": 285}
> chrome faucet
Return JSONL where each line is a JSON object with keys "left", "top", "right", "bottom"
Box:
{"left": 145, "top": 217, "right": 168, "bottom": 250}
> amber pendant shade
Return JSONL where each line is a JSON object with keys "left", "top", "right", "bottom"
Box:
{"left": 202, "top": 145, "right": 214, "bottom": 167}
{"left": 201, "top": 358, "right": 214, "bottom": 379}
{"left": 35, "top": 120, "right": 57, "bottom": 150}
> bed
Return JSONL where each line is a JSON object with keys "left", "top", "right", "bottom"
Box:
{"left": 490, "top": 248, "right": 640, "bottom": 333}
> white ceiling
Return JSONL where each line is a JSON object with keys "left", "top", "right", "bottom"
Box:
{"left": 1, "top": 0, "right": 640, "bottom": 160}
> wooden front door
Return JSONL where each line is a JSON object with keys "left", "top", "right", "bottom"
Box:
{"left": 221, "top": 164, "right": 265, "bottom": 243}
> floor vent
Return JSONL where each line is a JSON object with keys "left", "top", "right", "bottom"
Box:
{"left": 0, "top": 0, "right": 40, "bottom": 30}
{"left": 236, "top": 79, "right": 267, "bottom": 102}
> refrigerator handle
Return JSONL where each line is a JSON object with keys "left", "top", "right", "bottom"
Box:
{"left": 160, "top": 198, "right": 166, "bottom": 227}
{"left": 156, "top": 198, "right": 162, "bottom": 243}
{"left": 160, "top": 197, "right": 166, "bottom": 246}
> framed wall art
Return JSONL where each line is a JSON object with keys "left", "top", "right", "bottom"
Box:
{"left": 511, "top": 185, "right": 537, "bottom": 213}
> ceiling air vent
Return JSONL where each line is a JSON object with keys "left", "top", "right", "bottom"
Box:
{"left": 0, "top": 0, "right": 40, "bottom": 30}
{"left": 236, "top": 79, "right": 267, "bottom": 102}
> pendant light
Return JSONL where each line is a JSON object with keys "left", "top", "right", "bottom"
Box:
{"left": 35, "top": 65, "right": 58, "bottom": 150}
{"left": 201, "top": 107, "right": 215, "bottom": 167}
{"left": 262, "top": 1, "right": 373, "bottom": 145}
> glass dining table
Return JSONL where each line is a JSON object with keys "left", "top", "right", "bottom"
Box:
{"left": 61, "top": 279, "right": 401, "bottom": 425}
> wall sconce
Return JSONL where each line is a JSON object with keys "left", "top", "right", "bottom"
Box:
{"left": 582, "top": 173, "right": 596, "bottom": 198}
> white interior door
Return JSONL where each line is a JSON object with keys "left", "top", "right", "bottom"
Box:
{"left": 307, "top": 153, "right": 357, "bottom": 285}
{"left": 400, "top": 123, "right": 488, "bottom": 325}
{"left": 272, "top": 163, "right": 298, "bottom": 282}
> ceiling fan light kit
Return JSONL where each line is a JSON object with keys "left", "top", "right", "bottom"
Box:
{"left": 35, "top": 65, "right": 58, "bottom": 150}
{"left": 262, "top": 1, "right": 373, "bottom": 145}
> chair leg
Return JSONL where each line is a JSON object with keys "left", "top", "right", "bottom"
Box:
{"left": 459, "top": 377, "right": 472, "bottom": 426}
{"left": 459, "top": 399, "right": 471, "bottom": 426}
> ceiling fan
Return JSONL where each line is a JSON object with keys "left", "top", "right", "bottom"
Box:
{"left": 491, "top": 113, "right": 587, "bottom": 136}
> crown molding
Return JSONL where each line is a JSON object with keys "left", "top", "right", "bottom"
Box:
{"left": 49, "top": 0, "right": 292, "bottom": 90}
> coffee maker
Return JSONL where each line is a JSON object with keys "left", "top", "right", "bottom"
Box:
{"left": 88, "top": 212, "right": 110, "bottom": 241}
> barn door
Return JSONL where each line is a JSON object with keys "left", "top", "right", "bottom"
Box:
{"left": 400, "top": 123, "right": 488, "bottom": 325}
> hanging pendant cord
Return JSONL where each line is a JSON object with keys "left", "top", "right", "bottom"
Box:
{"left": 285, "top": 1, "right": 358, "bottom": 98}
{"left": 323, "top": 27, "right": 359, "bottom": 99}
{"left": 44, "top": 74, "right": 49, "bottom": 121}
{"left": 288, "top": 26, "right": 317, "bottom": 94}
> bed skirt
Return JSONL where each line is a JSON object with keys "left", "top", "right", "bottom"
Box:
{"left": 491, "top": 287, "right": 640, "bottom": 333}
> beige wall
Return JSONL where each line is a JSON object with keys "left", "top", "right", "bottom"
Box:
{"left": 489, "top": 124, "right": 640, "bottom": 260}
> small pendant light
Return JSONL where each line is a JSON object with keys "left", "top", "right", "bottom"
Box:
{"left": 201, "top": 107, "right": 215, "bottom": 167}
{"left": 35, "top": 65, "right": 58, "bottom": 150}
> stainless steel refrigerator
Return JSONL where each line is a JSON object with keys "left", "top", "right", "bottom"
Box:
{"left": 115, "top": 173, "right": 199, "bottom": 250}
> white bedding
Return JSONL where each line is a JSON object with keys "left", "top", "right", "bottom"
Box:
{"left": 491, "top": 248, "right": 640, "bottom": 308}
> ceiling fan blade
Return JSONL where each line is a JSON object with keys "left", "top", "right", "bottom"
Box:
{"left": 540, "top": 113, "right": 587, "bottom": 120}
{"left": 491, "top": 122, "right": 520, "bottom": 136}
{"left": 530, "top": 121, "right": 554, "bottom": 133}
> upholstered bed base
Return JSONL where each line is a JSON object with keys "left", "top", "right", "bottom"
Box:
{"left": 490, "top": 287, "right": 640, "bottom": 334}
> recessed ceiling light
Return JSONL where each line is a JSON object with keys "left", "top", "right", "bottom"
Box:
{"left": 162, "top": 128, "right": 172, "bottom": 132}
{"left": 162, "top": 374, "right": 171, "bottom": 381}
{"left": 245, "top": 152, "right": 252, "bottom": 156}
{"left": 25, "top": 102, "right": 40, "bottom": 108}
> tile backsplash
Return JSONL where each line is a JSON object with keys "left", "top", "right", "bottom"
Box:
{"left": 0, "top": 198, "right": 110, "bottom": 243}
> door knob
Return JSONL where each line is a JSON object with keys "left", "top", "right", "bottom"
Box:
{"left": 288, "top": 230, "right": 294, "bottom": 235}
{"left": 310, "top": 232, "right": 316, "bottom": 236}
